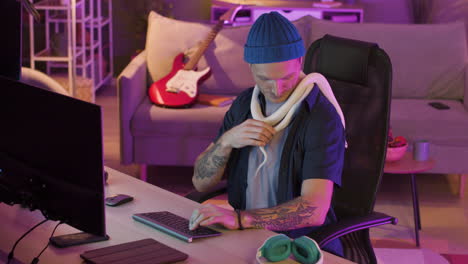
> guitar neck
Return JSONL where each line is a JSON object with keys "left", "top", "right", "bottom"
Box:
{"left": 184, "top": 20, "right": 225, "bottom": 70}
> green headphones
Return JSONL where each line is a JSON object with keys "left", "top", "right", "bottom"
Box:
{"left": 256, "top": 234, "right": 323, "bottom": 264}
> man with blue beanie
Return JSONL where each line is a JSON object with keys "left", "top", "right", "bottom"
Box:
{"left": 190, "top": 12, "right": 345, "bottom": 257}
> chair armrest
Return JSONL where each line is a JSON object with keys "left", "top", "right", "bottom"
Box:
{"left": 307, "top": 211, "right": 398, "bottom": 248}
{"left": 117, "top": 50, "right": 148, "bottom": 164}
{"left": 185, "top": 180, "right": 228, "bottom": 203}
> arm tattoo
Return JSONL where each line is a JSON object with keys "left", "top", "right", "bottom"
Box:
{"left": 195, "top": 142, "right": 229, "bottom": 180}
{"left": 248, "top": 197, "right": 317, "bottom": 231}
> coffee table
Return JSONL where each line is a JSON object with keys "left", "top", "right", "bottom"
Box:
{"left": 384, "top": 152, "right": 435, "bottom": 247}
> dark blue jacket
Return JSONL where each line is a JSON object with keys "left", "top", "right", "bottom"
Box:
{"left": 214, "top": 84, "right": 346, "bottom": 256}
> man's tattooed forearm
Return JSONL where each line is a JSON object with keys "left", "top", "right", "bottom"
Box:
{"left": 195, "top": 143, "right": 229, "bottom": 180}
{"left": 249, "top": 197, "right": 317, "bottom": 231}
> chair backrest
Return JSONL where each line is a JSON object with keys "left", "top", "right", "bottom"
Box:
{"left": 304, "top": 35, "right": 392, "bottom": 219}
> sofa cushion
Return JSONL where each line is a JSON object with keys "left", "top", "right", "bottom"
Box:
{"left": 390, "top": 99, "right": 468, "bottom": 147}
{"left": 145, "top": 11, "right": 312, "bottom": 96}
{"left": 131, "top": 98, "right": 230, "bottom": 139}
{"left": 309, "top": 18, "right": 467, "bottom": 100}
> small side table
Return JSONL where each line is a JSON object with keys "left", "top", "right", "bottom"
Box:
{"left": 384, "top": 152, "right": 435, "bottom": 247}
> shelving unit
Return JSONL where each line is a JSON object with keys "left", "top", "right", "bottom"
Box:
{"left": 211, "top": 0, "right": 364, "bottom": 25}
{"left": 29, "top": 0, "right": 113, "bottom": 101}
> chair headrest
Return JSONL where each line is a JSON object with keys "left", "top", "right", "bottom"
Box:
{"left": 317, "top": 34, "right": 377, "bottom": 86}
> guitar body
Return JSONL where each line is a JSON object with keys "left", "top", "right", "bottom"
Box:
{"left": 147, "top": 6, "right": 241, "bottom": 108}
{"left": 148, "top": 53, "right": 211, "bottom": 108}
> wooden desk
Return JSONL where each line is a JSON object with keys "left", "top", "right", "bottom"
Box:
{"left": 0, "top": 167, "right": 353, "bottom": 264}
{"left": 384, "top": 152, "right": 435, "bottom": 247}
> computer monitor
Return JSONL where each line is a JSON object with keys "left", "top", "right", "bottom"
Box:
{"left": 0, "top": 76, "right": 107, "bottom": 242}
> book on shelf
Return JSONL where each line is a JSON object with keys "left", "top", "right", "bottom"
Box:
{"left": 197, "top": 93, "right": 236, "bottom": 107}
{"left": 313, "top": 1, "right": 343, "bottom": 8}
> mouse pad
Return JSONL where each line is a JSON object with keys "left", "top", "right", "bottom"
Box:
{"left": 80, "top": 238, "right": 188, "bottom": 264}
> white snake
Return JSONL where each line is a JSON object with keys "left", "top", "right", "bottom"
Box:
{"left": 250, "top": 72, "right": 347, "bottom": 176}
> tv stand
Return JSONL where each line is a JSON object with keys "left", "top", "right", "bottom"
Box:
{"left": 211, "top": 0, "right": 364, "bottom": 25}
{"left": 50, "top": 232, "right": 109, "bottom": 248}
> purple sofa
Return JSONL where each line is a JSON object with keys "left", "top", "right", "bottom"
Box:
{"left": 118, "top": 12, "right": 467, "bottom": 197}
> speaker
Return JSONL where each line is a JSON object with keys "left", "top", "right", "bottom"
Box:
{"left": 0, "top": 0, "right": 22, "bottom": 80}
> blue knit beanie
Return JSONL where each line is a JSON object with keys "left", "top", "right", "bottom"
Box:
{"left": 244, "top": 12, "right": 305, "bottom": 64}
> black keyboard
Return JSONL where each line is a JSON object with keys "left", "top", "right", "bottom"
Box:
{"left": 132, "top": 211, "right": 222, "bottom": 243}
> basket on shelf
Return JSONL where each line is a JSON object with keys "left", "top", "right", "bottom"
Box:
{"left": 51, "top": 73, "right": 94, "bottom": 103}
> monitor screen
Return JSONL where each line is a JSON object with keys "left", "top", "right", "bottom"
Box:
{"left": 0, "top": 76, "right": 106, "bottom": 237}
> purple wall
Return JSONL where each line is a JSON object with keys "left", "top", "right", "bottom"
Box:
{"left": 361, "top": 0, "right": 413, "bottom": 23}
{"left": 112, "top": 0, "right": 468, "bottom": 75}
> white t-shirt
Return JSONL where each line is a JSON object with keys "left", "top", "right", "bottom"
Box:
{"left": 245, "top": 99, "right": 292, "bottom": 210}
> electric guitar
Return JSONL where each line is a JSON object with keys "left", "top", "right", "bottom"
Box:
{"left": 148, "top": 6, "right": 242, "bottom": 108}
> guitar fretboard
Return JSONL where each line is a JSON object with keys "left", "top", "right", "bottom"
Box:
{"left": 184, "top": 20, "right": 225, "bottom": 70}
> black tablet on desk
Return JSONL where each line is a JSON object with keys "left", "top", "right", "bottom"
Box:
{"left": 80, "top": 238, "right": 188, "bottom": 264}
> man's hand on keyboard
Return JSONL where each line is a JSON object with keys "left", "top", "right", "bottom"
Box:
{"left": 189, "top": 204, "right": 238, "bottom": 230}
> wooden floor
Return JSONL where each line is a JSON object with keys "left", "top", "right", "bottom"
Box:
{"left": 96, "top": 82, "right": 468, "bottom": 260}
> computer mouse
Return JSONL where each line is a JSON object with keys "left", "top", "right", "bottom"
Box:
{"left": 105, "top": 194, "right": 134, "bottom": 206}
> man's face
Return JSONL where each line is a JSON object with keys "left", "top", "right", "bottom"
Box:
{"left": 250, "top": 58, "right": 303, "bottom": 103}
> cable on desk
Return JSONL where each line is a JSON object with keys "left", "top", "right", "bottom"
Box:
{"left": 7, "top": 218, "right": 48, "bottom": 264}
{"left": 30, "top": 221, "right": 62, "bottom": 264}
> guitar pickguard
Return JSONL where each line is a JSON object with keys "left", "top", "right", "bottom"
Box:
{"left": 166, "top": 67, "right": 211, "bottom": 98}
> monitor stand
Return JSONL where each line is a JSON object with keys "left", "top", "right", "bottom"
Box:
{"left": 50, "top": 232, "right": 110, "bottom": 248}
